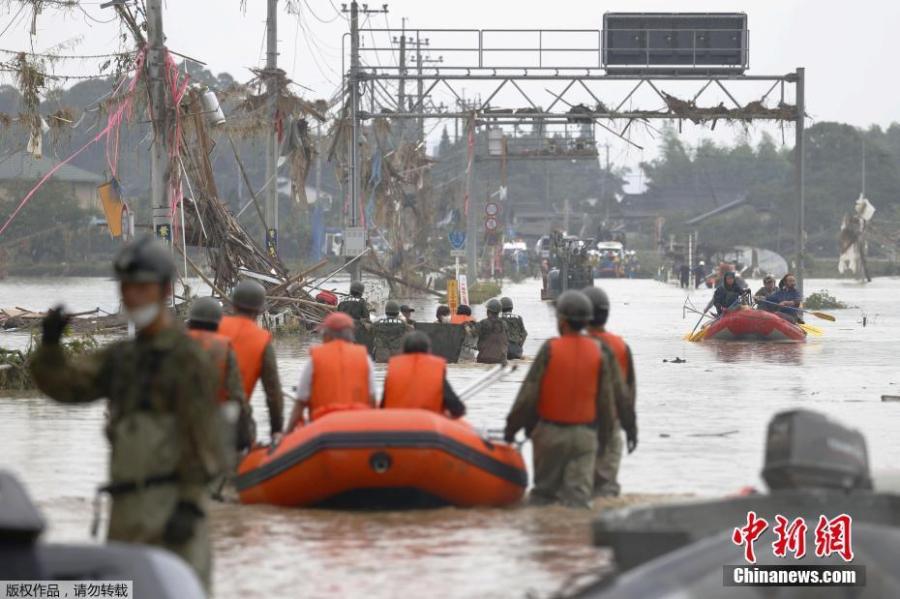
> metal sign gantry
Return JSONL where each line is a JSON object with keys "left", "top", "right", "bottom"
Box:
{"left": 343, "top": 11, "right": 806, "bottom": 286}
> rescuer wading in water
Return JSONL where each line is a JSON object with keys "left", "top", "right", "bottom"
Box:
{"left": 504, "top": 290, "right": 621, "bottom": 508}
{"left": 218, "top": 279, "right": 285, "bottom": 446}
{"left": 29, "top": 236, "right": 223, "bottom": 588}
{"left": 582, "top": 286, "right": 638, "bottom": 497}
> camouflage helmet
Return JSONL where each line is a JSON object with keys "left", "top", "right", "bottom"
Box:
{"left": 500, "top": 297, "right": 514, "bottom": 312}
{"left": 189, "top": 297, "right": 223, "bottom": 325}
{"left": 385, "top": 300, "right": 400, "bottom": 316}
{"left": 555, "top": 290, "right": 592, "bottom": 324}
{"left": 486, "top": 299, "right": 502, "bottom": 314}
{"left": 350, "top": 281, "right": 365, "bottom": 296}
{"left": 113, "top": 235, "right": 176, "bottom": 284}
{"left": 232, "top": 279, "right": 266, "bottom": 312}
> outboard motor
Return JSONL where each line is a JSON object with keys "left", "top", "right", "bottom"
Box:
{"left": 0, "top": 471, "right": 46, "bottom": 578}
{"left": 0, "top": 471, "right": 206, "bottom": 598}
{"left": 763, "top": 409, "right": 872, "bottom": 492}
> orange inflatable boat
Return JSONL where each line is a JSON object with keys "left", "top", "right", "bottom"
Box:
{"left": 235, "top": 409, "right": 527, "bottom": 508}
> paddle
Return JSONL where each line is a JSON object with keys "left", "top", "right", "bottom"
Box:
{"left": 798, "top": 323, "right": 824, "bottom": 336}
{"left": 685, "top": 299, "right": 714, "bottom": 342}
{"left": 755, "top": 298, "right": 836, "bottom": 322}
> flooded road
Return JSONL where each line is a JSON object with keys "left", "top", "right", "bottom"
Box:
{"left": 2, "top": 275, "right": 899, "bottom": 597}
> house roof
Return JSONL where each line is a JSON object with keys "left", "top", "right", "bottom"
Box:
{"left": 0, "top": 153, "right": 104, "bottom": 184}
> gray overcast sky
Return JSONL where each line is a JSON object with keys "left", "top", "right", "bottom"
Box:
{"left": 3, "top": 0, "right": 898, "bottom": 184}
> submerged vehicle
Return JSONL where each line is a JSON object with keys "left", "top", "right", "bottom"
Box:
{"left": 0, "top": 471, "right": 204, "bottom": 598}
{"left": 578, "top": 409, "right": 900, "bottom": 598}
{"left": 236, "top": 409, "right": 527, "bottom": 509}
{"left": 697, "top": 309, "right": 806, "bottom": 342}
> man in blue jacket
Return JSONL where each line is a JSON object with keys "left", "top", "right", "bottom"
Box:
{"left": 765, "top": 273, "right": 804, "bottom": 323}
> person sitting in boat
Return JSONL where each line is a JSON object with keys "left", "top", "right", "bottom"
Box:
{"left": 712, "top": 271, "right": 750, "bottom": 316}
{"left": 287, "top": 312, "right": 375, "bottom": 429}
{"left": 381, "top": 331, "right": 465, "bottom": 419}
{"left": 764, "top": 273, "right": 804, "bottom": 324}
{"left": 754, "top": 275, "right": 778, "bottom": 310}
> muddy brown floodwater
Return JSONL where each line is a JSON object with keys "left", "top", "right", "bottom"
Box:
{"left": 2, "top": 275, "right": 899, "bottom": 597}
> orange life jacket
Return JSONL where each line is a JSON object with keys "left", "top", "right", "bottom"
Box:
{"left": 591, "top": 330, "right": 630, "bottom": 380}
{"left": 538, "top": 334, "right": 602, "bottom": 425}
{"left": 186, "top": 328, "right": 231, "bottom": 404}
{"left": 450, "top": 314, "right": 474, "bottom": 324}
{"left": 382, "top": 353, "right": 445, "bottom": 413}
{"left": 309, "top": 339, "right": 371, "bottom": 420}
{"left": 218, "top": 314, "right": 272, "bottom": 400}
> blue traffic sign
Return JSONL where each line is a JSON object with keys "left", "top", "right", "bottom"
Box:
{"left": 449, "top": 230, "right": 466, "bottom": 250}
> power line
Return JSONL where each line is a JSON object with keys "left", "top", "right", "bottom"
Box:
{"left": 0, "top": 3, "right": 28, "bottom": 41}
{"left": 302, "top": 0, "right": 341, "bottom": 24}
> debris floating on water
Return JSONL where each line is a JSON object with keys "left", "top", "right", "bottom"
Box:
{"left": 663, "top": 357, "right": 687, "bottom": 363}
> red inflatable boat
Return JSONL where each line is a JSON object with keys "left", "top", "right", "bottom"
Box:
{"left": 699, "top": 309, "right": 806, "bottom": 342}
{"left": 235, "top": 409, "right": 527, "bottom": 509}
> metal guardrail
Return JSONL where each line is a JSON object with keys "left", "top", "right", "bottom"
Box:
{"left": 356, "top": 27, "right": 748, "bottom": 71}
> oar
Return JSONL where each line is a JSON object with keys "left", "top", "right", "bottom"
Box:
{"left": 798, "top": 323, "right": 824, "bottom": 336}
{"left": 685, "top": 299, "right": 714, "bottom": 342}
{"left": 458, "top": 365, "right": 518, "bottom": 402}
{"left": 756, "top": 298, "right": 836, "bottom": 322}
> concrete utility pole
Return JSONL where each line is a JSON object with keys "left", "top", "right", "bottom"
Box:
{"left": 794, "top": 67, "right": 806, "bottom": 292}
{"left": 342, "top": 2, "right": 388, "bottom": 282}
{"left": 348, "top": 1, "right": 362, "bottom": 283}
{"left": 416, "top": 38, "right": 425, "bottom": 141}
{"left": 146, "top": 0, "right": 170, "bottom": 243}
{"left": 396, "top": 19, "right": 407, "bottom": 141}
{"left": 465, "top": 115, "right": 477, "bottom": 283}
{"left": 264, "top": 0, "right": 279, "bottom": 258}
{"left": 601, "top": 141, "right": 610, "bottom": 222}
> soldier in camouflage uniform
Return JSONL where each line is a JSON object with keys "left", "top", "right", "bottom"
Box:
{"left": 476, "top": 299, "right": 509, "bottom": 364}
{"left": 29, "top": 236, "right": 222, "bottom": 589}
{"left": 337, "top": 281, "right": 371, "bottom": 322}
{"left": 372, "top": 300, "right": 412, "bottom": 363}
{"left": 583, "top": 286, "right": 638, "bottom": 497}
{"left": 504, "top": 291, "right": 621, "bottom": 508}
{"left": 218, "top": 280, "right": 284, "bottom": 447}
{"left": 499, "top": 296, "right": 528, "bottom": 359}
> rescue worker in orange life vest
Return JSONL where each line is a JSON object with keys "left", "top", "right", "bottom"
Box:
{"left": 186, "top": 297, "right": 253, "bottom": 453}
{"left": 218, "top": 280, "right": 284, "bottom": 446}
{"left": 381, "top": 331, "right": 466, "bottom": 418}
{"left": 287, "top": 312, "right": 376, "bottom": 429}
{"left": 504, "top": 290, "right": 620, "bottom": 508}
{"left": 582, "top": 286, "right": 638, "bottom": 497}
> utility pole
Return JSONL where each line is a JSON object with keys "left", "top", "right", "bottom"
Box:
{"left": 464, "top": 114, "right": 477, "bottom": 283}
{"left": 264, "top": 0, "right": 279, "bottom": 258}
{"left": 348, "top": 1, "right": 362, "bottom": 283}
{"left": 343, "top": 2, "right": 387, "bottom": 283}
{"left": 601, "top": 141, "right": 610, "bottom": 222}
{"left": 395, "top": 19, "right": 407, "bottom": 141}
{"left": 146, "top": 0, "right": 170, "bottom": 244}
{"left": 416, "top": 37, "right": 425, "bottom": 141}
{"left": 794, "top": 67, "right": 805, "bottom": 292}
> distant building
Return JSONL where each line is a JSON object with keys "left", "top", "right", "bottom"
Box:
{"left": 0, "top": 153, "right": 104, "bottom": 211}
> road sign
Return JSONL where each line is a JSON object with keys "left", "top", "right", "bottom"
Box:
{"left": 484, "top": 217, "right": 498, "bottom": 231}
{"left": 450, "top": 249, "right": 466, "bottom": 257}
{"left": 485, "top": 202, "right": 499, "bottom": 217}
{"left": 449, "top": 230, "right": 466, "bottom": 250}
{"left": 343, "top": 227, "right": 367, "bottom": 257}
{"left": 447, "top": 279, "right": 459, "bottom": 314}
